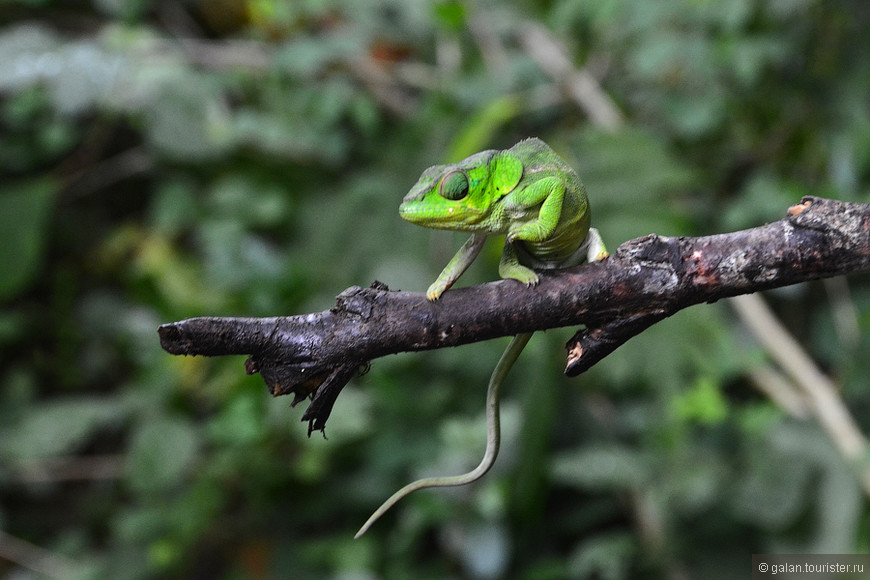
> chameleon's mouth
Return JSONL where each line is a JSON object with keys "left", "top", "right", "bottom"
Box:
{"left": 398, "top": 199, "right": 422, "bottom": 215}
{"left": 399, "top": 200, "right": 476, "bottom": 227}
{"left": 399, "top": 201, "right": 438, "bottom": 224}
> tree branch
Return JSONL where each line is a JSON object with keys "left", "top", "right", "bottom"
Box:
{"left": 158, "top": 197, "right": 870, "bottom": 432}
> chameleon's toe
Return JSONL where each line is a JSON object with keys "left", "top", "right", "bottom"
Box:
{"left": 511, "top": 270, "right": 540, "bottom": 287}
{"left": 498, "top": 261, "right": 539, "bottom": 287}
{"left": 426, "top": 281, "right": 448, "bottom": 301}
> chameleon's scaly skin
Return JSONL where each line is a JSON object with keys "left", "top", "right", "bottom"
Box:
{"left": 355, "top": 138, "right": 607, "bottom": 538}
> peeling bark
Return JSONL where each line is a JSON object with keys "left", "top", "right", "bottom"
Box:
{"left": 158, "top": 197, "right": 870, "bottom": 432}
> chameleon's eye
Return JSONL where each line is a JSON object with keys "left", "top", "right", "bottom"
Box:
{"left": 438, "top": 171, "right": 469, "bottom": 201}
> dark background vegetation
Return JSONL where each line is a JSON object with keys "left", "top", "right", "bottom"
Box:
{"left": 2, "top": 0, "right": 870, "bottom": 578}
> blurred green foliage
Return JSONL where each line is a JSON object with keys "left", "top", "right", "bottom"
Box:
{"left": 1, "top": 0, "right": 870, "bottom": 578}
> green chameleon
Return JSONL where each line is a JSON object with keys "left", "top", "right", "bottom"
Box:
{"left": 355, "top": 137, "right": 608, "bottom": 538}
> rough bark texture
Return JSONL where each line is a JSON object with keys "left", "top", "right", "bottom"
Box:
{"left": 158, "top": 197, "right": 870, "bottom": 432}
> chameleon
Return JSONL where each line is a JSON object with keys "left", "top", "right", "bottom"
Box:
{"left": 354, "top": 137, "right": 608, "bottom": 538}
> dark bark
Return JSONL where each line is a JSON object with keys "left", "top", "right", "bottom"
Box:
{"left": 158, "top": 197, "right": 870, "bottom": 432}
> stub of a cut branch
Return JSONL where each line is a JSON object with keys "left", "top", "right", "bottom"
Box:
{"left": 158, "top": 196, "right": 870, "bottom": 432}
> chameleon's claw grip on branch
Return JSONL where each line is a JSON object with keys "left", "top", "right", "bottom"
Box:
{"left": 354, "top": 333, "right": 532, "bottom": 538}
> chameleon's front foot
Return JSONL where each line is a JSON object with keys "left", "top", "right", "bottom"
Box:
{"left": 499, "top": 263, "right": 540, "bottom": 287}
{"left": 498, "top": 241, "right": 540, "bottom": 286}
{"left": 425, "top": 233, "right": 488, "bottom": 301}
{"left": 426, "top": 281, "right": 449, "bottom": 301}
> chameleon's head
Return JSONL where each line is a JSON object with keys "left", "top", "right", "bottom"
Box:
{"left": 399, "top": 149, "right": 523, "bottom": 232}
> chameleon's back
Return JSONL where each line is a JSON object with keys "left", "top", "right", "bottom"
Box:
{"left": 509, "top": 138, "right": 592, "bottom": 268}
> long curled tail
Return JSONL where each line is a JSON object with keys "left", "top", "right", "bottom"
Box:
{"left": 354, "top": 333, "right": 533, "bottom": 538}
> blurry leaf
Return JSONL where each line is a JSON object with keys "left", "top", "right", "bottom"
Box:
{"left": 448, "top": 95, "right": 522, "bottom": 162}
{"left": 0, "top": 24, "right": 60, "bottom": 91}
{"left": 568, "top": 532, "right": 635, "bottom": 580}
{"left": 0, "top": 87, "right": 79, "bottom": 172}
{"left": 663, "top": 92, "right": 727, "bottom": 138}
{"left": 433, "top": 0, "right": 467, "bottom": 32}
{"left": 725, "top": 37, "right": 790, "bottom": 87}
{"left": 273, "top": 34, "right": 361, "bottom": 78}
{"left": 76, "top": 290, "right": 164, "bottom": 371}
{"left": 295, "top": 535, "right": 377, "bottom": 578}
{"left": 737, "top": 403, "right": 782, "bottom": 436}
{"left": 207, "top": 389, "right": 265, "bottom": 445}
{"left": 126, "top": 417, "right": 200, "bottom": 492}
{"left": 150, "top": 179, "right": 199, "bottom": 235}
{"left": 0, "top": 178, "right": 58, "bottom": 301}
{"left": 733, "top": 426, "right": 813, "bottom": 528}
{"left": 764, "top": 421, "right": 863, "bottom": 553}
{"left": 551, "top": 445, "right": 650, "bottom": 490}
{"left": 233, "top": 108, "right": 350, "bottom": 164}
{"left": 2, "top": 85, "right": 49, "bottom": 128}
{"left": 451, "top": 522, "right": 510, "bottom": 579}
{"left": 660, "top": 450, "right": 728, "bottom": 514}
{"left": 564, "top": 129, "right": 696, "bottom": 243}
{"left": 207, "top": 173, "right": 291, "bottom": 228}
{"left": 94, "top": 0, "right": 152, "bottom": 21}
{"left": 349, "top": 94, "right": 381, "bottom": 135}
{"left": 0, "top": 25, "right": 125, "bottom": 114}
{"left": 593, "top": 304, "right": 744, "bottom": 393}
{"left": 197, "top": 220, "right": 287, "bottom": 293}
{"left": 137, "top": 71, "right": 233, "bottom": 160}
{"left": 130, "top": 230, "right": 228, "bottom": 311}
{"left": 671, "top": 376, "right": 729, "bottom": 425}
{"left": 313, "top": 77, "right": 357, "bottom": 127}
{"left": 723, "top": 172, "right": 805, "bottom": 231}
{"left": 248, "top": 0, "right": 308, "bottom": 35}
{"left": 148, "top": 537, "right": 181, "bottom": 571}
{"left": 2, "top": 396, "right": 124, "bottom": 460}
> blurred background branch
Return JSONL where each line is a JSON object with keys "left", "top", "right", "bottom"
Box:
{"left": 731, "top": 294, "right": 870, "bottom": 493}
